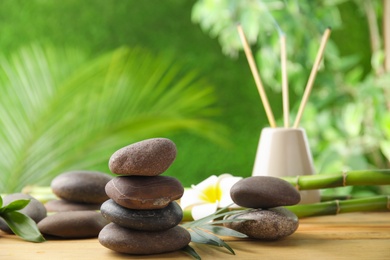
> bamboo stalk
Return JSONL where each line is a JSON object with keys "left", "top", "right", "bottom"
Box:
{"left": 23, "top": 169, "right": 390, "bottom": 222}
{"left": 280, "top": 34, "right": 289, "bottom": 127}
{"left": 237, "top": 24, "right": 277, "bottom": 128}
{"left": 286, "top": 195, "right": 390, "bottom": 218}
{"left": 293, "top": 28, "right": 331, "bottom": 128}
{"left": 182, "top": 196, "right": 390, "bottom": 221}
{"left": 281, "top": 169, "right": 390, "bottom": 190}
{"left": 21, "top": 185, "right": 58, "bottom": 203}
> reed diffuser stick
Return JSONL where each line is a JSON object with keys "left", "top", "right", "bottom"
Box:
{"left": 237, "top": 24, "right": 276, "bottom": 127}
{"left": 293, "top": 28, "right": 332, "bottom": 128}
{"left": 280, "top": 34, "right": 289, "bottom": 127}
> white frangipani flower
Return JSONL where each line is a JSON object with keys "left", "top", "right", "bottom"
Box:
{"left": 180, "top": 174, "right": 243, "bottom": 220}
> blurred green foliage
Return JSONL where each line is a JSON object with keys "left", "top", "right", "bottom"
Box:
{"left": 0, "top": 44, "right": 225, "bottom": 192}
{"left": 0, "top": 0, "right": 389, "bottom": 195}
{"left": 0, "top": 0, "right": 262, "bottom": 191}
{"left": 192, "top": 0, "right": 390, "bottom": 196}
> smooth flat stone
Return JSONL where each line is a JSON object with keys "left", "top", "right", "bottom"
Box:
{"left": 230, "top": 176, "right": 301, "bottom": 208}
{"left": 0, "top": 193, "right": 47, "bottom": 234}
{"left": 100, "top": 200, "right": 182, "bottom": 231}
{"left": 45, "top": 199, "right": 101, "bottom": 212}
{"left": 224, "top": 207, "right": 299, "bottom": 240}
{"left": 38, "top": 211, "right": 109, "bottom": 239}
{"left": 109, "top": 138, "right": 177, "bottom": 176}
{"left": 105, "top": 176, "right": 184, "bottom": 209}
{"left": 51, "top": 171, "right": 112, "bottom": 204}
{"left": 99, "top": 223, "right": 191, "bottom": 255}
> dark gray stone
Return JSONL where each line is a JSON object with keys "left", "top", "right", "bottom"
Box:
{"left": 38, "top": 211, "right": 109, "bottom": 238}
{"left": 51, "top": 170, "right": 112, "bottom": 204}
{"left": 98, "top": 223, "right": 191, "bottom": 255}
{"left": 230, "top": 176, "right": 301, "bottom": 208}
{"left": 0, "top": 193, "right": 47, "bottom": 234}
{"left": 100, "top": 200, "right": 182, "bottom": 231}
{"left": 224, "top": 207, "right": 299, "bottom": 240}
{"left": 45, "top": 199, "right": 101, "bottom": 212}
{"left": 109, "top": 138, "right": 177, "bottom": 176}
{"left": 105, "top": 176, "right": 184, "bottom": 210}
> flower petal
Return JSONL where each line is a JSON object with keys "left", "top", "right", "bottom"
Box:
{"left": 217, "top": 174, "right": 243, "bottom": 207}
{"left": 180, "top": 188, "right": 205, "bottom": 210}
{"left": 191, "top": 202, "right": 218, "bottom": 220}
{"left": 180, "top": 175, "right": 219, "bottom": 209}
{"left": 191, "top": 175, "right": 218, "bottom": 192}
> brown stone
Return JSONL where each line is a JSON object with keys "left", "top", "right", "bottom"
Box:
{"left": 98, "top": 223, "right": 191, "bottom": 254}
{"left": 38, "top": 211, "right": 109, "bottom": 239}
{"left": 105, "top": 176, "right": 184, "bottom": 209}
{"left": 45, "top": 199, "right": 101, "bottom": 212}
{"left": 230, "top": 176, "right": 301, "bottom": 208}
{"left": 51, "top": 171, "right": 112, "bottom": 204}
{"left": 100, "top": 200, "right": 183, "bottom": 231}
{"left": 224, "top": 207, "right": 299, "bottom": 240}
{"left": 108, "top": 138, "right": 177, "bottom": 176}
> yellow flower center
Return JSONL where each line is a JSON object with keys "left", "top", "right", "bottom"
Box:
{"left": 201, "top": 185, "right": 222, "bottom": 203}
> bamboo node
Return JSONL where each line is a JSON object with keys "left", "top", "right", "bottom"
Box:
{"left": 342, "top": 170, "right": 347, "bottom": 186}
{"left": 295, "top": 175, "right": 300, "bottom": 190}
{"left": 335, "top": 199, "right": 341, "bottom": 214}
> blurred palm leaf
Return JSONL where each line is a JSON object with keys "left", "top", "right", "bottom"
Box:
{"left": 0, "top": 44, "right": 225, "bottom": 192}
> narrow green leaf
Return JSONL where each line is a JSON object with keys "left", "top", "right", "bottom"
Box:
{"left": 181, "top": 245, "right": 202, "bottom": 260}
{"left": 0, "top": 199, "right": 30, "bottom": 213}
{"left": 1, "top": 211, "right": 45, "bottom": 242}
{"left": 182, "top": 208, "right": 250, "bottom": 228}
{"left": 189, "top": 229, "right": 219, "bottom": 246}
{"left": 0, "top": 195, "right": 3, "bottom": 208}
{"left": 199, "top": 225, "right": 248, "bottom": 238}
{"left": 206, "top": 218, "right": 248, "bottom": 226}
{"left": 192, "top": 228, "right": 235, "bottom": 255}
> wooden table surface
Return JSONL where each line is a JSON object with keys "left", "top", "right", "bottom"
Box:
{"left": 1, "top": 212, "right": 389, "bottom": 260}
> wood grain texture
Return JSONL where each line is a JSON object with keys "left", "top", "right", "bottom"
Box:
{"left": 1, "top": 212, "right": 389, "bottom": 260}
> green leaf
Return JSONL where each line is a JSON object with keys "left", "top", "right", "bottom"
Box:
{"left": 181, "top": 245, "right": 202, "bottom": 260}
{"left": 199, "top": 225, "right": 248, "bottom": 238}
{"left": 0, "top": 199, "right": 30, "bottom": 213}
{"left": 182, "top": 206, "right": 250, "bottom": 228}
{"left": 188, "top": 229, "right": 219, "bottom": 246}
{"left": 192, "top": 227, "right": 235, "bottom": 255}
{"left": 1, "top": 211, "right": 45, "bottom": 242}
{"left": 0, "top": 44, "right": 225, "bottom": 192}
{"left": 205, "top": 218, "right": 248, "bottom": 226}
{"left": 0, "top": 195, "right": 2, "bottom": 208}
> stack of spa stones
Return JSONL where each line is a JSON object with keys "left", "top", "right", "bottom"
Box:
{"left": 47, "top": 171, "right": 112, "bottom": 212}
{"left": 38, "top": 171, "right": 112, "bottom": 238}
{"left": 224, "top": 176, "right": 301, "bottom": 240}
{"left": 98, "top": 138, "right": 191, "bottom": 255}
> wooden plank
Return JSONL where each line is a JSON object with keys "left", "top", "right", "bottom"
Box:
{"left": 0, "top": 212, "right": 389, "bottom": 259}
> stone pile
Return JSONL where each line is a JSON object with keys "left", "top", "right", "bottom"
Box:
{"left": 225, "top": 176, "right": 301, "bottom": 240}
{"left": 47, "top": 171, "right": 112, "bottom": 212}
{"left": 98, "top": 138, "right": 191, "bottom": 255}
{"left": 38, "top": 171, "right": 112, "bottom": 238}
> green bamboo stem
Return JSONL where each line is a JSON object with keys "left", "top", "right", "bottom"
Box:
{"left": 21, "top": 185, "right": 58, "bottom": 203}
{"left": 281, "top": 169, "right": 390, "bottom": 190}
{"left": 286, "top": 195, "right": 390, "bottom": 218}
{"left": 182, "top": 196, "right": 390, "bottom": 221}
{"left": 21, "top": 170, "right": 390, "bottom": 222}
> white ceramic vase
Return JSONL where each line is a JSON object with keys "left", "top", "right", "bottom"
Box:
{"left": 252, "top": 127, "right": 320, "bottom": 204}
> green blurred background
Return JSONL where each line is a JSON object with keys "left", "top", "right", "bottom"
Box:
{"left": 0, "top": 0, "right": 389, "bottom": 196}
